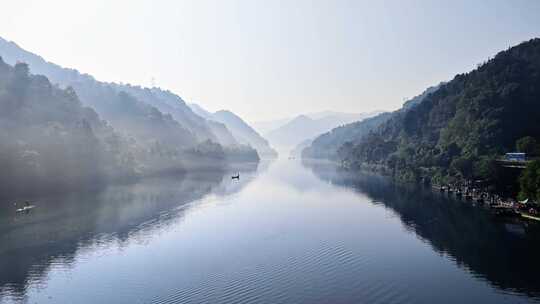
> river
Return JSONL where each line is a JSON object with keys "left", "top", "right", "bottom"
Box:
{"left": 1, "top": 158, "right": 539, "bottom": 304}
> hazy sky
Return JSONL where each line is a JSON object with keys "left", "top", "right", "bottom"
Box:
{"left": 1, "top": 0, "right": 539, "bottom": 121}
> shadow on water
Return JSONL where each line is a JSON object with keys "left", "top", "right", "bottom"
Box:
{"left": 303, "top": 159, "right": 540, "bottom": 299}
{"left": 0, "top": 162, "right": 261, "bottom": 301}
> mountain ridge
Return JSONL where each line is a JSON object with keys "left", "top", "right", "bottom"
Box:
{"left": 265, "top": 111, "right": 382, "bottom": 148}
{"left": 0, "top": 36, "right": 261, "bottom": 171}
{"left": 0, "top": 36, "right": 263, "bottom": 158}
{"left": 188, "top": 104, "right": 278, "bottom": 158}
{"left": 302, "top": 85, "right": 441, "bottom": 160}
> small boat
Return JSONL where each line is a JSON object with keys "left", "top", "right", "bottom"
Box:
{"left": 231, "top": 174, "right": 240, "bottom": 180}
{"left": 433, "top": 185, "right": 445, "bottom": 192}
{"left": 16, "top": 205, "right": 36, "bottom": 213}
{"left": 14, "top": 201, "right": 36, "bottom": 213}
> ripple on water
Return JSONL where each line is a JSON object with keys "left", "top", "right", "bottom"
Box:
{"left": 147, "top": 240, "right": 414, "bottom": 304}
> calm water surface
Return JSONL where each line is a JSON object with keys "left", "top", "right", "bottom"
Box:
{"left": 1, "top": 158, "right": 540, "bottom": 304}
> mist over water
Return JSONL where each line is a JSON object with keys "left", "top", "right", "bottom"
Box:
{"left": 1, "top": 158, "right": 539, "bottom": 304}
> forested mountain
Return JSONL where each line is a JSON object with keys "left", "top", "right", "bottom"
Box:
{"left": 0, "top": 36, "right": 259, "bottom": 166}
{"left": 0, "top": 58, "right": 136, "bottom": 195}
{"left": 302, "top": 85, "right": 440, "bottom": 159}
{"left": 0, "top": 37, "right": 218, "bottom": 142}
{"left": 212, "top": 110, "right": 277, "bottom": 158}
{"left": 189, "top": 104, "right": 278, "bottom": 158}
{"left": 307, "top": 38, "right": 540, "bottom": 188}
{"left": 302, "top": 112, "right": 393, "bottom": 159}
{"left": 107, "top": 84, "right": 223, "bottom": 143}
{"left": 266, "top": 111, "right": 381, "bottom": 148}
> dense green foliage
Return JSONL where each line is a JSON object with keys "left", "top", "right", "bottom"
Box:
{"left": 0, "top": 59, "right": 136, "bottom": 194}
{"left": 306, "top": 38, "right": 540, "bottom": 197}
{"left": 519, "top": 160, "right": 540, "bottom": 201}
{"left": 343, "top": 39, "right": 540, "bottom": 184}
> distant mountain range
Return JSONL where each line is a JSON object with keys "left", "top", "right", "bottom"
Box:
{"left": 189, "top": 104, "right": 278, "bottom": 158}
{"left": 251, "top": 117, "right": 293, "bottom": 135}
{"left": 261, "top": 111, "right": 382, "bottom": 148}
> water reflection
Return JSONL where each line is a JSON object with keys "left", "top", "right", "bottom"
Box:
{"left": 2, "top": 158, "right": 540, "bottom": 304}
{"left": 0, "top": 162, "right": 261, "bottom": 302}
{"left": 303, "top": 159, "right": 540, "bottom": 299}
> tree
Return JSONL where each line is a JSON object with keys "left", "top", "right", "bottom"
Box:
{"left": 472, "top": 155, "right": 497, "bottom": 180}
{"left": 516, "top": 136, "right": 539, "bottom": 155}
{"left": 450, "top": 156, "right": 473, "bottom": 178}
{"left": 518, "top": 160, "right": 540, "bottom": 202}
